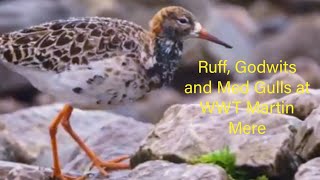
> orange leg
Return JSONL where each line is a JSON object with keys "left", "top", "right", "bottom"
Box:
{"left": 59, "top": 104, "right": 130, "bottom": 176}
{"left": 49, "top": 104, "right": 84, "bottom": 180}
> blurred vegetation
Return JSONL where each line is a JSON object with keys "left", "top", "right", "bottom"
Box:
{"left": 191, "top": 147, "right": 269, "bottom": 180}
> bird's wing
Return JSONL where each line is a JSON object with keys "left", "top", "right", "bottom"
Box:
{"left": 0, "top": 17, "right": 151, "bottom": 73}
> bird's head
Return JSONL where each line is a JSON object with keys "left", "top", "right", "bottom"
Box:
{"left": 149, "top": 6, "right": 232, "bottom": 49}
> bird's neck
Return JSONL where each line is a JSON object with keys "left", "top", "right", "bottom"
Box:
{"left": 147, "top": 37, "right": 183, "bottom": 86}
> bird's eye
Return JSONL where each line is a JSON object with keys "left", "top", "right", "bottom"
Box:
{"left": 177, "top": 18, "right": 189, "bottom": 24}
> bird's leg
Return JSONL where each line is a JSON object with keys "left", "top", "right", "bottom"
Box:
{"left": 49, "top": 104, "right": 85, "bottom": 180}
{"left": 60, "top": 107, "right": 130, "bottom": 176}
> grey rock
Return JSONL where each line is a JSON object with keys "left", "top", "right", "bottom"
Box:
{"left": 132, "top": 104, "right": 302, "bottom": 178}
{"left": 0, "top": 161, "right": 52, "bottom": 180}
{"left": 0, "top": 65, "right": 32, "bottom": 97}
{"left": 0, "top": 0, "right": 75, "bottom": 34}
{"left": 202, "top": 5, "right": 257, "bottom": 82}
{"left": 197, "top": 72, "right": 306, "bottom": 107}
{"left": 64, "top": 115, "right": 153, "bottom": 174}
{"left": 0, "top": 104, "right": 152, "bottom": 171}
{"left": 293, "top": 57, "right": 320, "bottom": 88}
{"left": 269, "top": 0, "right": 320, "bottom": 13}
{"left": 295, "top": 106, "right": 320, "bottom": 160}
{"left": 265, "top": 90, "right": 320, "bottom": 120}
{"left": 252, "top": 14, "right": 320, "bottom": 80}
{"left": 128, "top": 160, "right": 228, "bottom": 180}
{"left": 294, "top": 158, "right": 320, "bottom": 180}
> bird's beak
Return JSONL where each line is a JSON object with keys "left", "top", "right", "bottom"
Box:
{"left": 192, "top": 22, "right": 232, "bottom": 49}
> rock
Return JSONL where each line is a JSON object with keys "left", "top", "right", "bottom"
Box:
{"left": 128, "top": 160, "right": 228, "bottom": 180}
{"left": 196, "top": 72, "right": 306, "bottom": 107}
{"left": 196, "top": 4, "right": 257, "bottom": 82}
{"left": 265, "top": 90, "right": 320, "bottom": 120}
{"left": 250, "top": 0, "right": 288, "bottom": 28}
{"left": 132, "top": 104, "right": 302, "bottom": 179}
{"left": 0, "top": 0, "right": 76, "bottom": 34}
{"left": 0, "top": 160, "right": 228, "bottom": 180}
{"left": 0, "top": 97, "right": 27, "bottom": 114}
{"left": 64, "top": 116, "right": 153, "bottom": 174}
{"left": 215, "top": 0, "right": 255, "bottom": 7}
{"left": 248, "top": 72, "right": 306, "bottom": 103}
{"left": 0, "top": 104, "right": 152, "bottom": 171}
{"left": 0, "top": 65, "right": 33, "bottom": 97}
{"left": 292, "top": 57, "right": 320, "bottom": 88}
{"left": 252, "top": 14, "right": 320, "bottom": 79}
{"left": 295, "top": 106, "right": 320, "bottom": 160}
{"left": 0, "top": 160, "right": 127, "bottom": 180}
{"left": 269, "top": 0, "right": 320, "bottom": 13}
{"left": 0, "top": 160, "right": 52, "bottom": 180}
{"left": 294, "top": 158, "right": 320, "bottom": 180}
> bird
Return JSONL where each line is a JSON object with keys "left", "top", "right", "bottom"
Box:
{"left": 0, "top": 6, "right": 232, "bottom": 180}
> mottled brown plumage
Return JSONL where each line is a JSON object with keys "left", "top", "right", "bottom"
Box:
{"left": 0, "top": 6, "right": 232, "bottom": 180}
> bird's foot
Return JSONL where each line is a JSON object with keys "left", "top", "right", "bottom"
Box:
{"left": 90, "top": 155, "right": 131, "bottom": 176}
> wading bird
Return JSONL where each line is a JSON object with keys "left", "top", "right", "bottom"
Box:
{"left": 0, "top": 6, "right": 232, "bottom": 180}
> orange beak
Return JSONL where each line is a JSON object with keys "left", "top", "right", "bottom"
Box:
{"left": 198, "top": 28, "right": 232, "bottom": 49}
